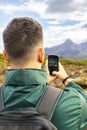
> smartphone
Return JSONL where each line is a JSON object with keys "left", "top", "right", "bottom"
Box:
{"left": 48, "top": 55, "right": 59, "bottom": 75}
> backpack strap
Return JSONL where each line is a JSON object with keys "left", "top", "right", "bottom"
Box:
{"left": 0, "top": 86, "right": 4, "bottom": 111}
{"left": 0, "top": 85, "right": 63, "bottom": 119}
{"left": 36, "top": 86, "right": 63, "bottom": 120}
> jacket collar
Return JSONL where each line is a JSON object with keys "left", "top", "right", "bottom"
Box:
{"left": 4, "top": 69, "right": 47, "bottom": 86}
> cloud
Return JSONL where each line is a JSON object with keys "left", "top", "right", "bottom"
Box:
{"left": 43, "top": 21, "right": 87, "bottom": 47}
{"left": 0, "top": 0, "right": 87, "bottom": 49}
{"left": 47, "top": 20, "right": 60, "bottom": 25}
{"left": 46, "top": 0, "right": 87, "bottom": 14}
{"left": 43, "top": 0, "right": 87, "bottom": 22}
{"left": 46, "top": 0, "right": 76, "bottom": 13}
{"left": 0, "top": 0, "right": 47, "bottom": 16}
{"left": 0, "top": 0, "right": 87, "bottom": 22}
{"left": 82, "top": 24, "right": 87, "bottom": 28}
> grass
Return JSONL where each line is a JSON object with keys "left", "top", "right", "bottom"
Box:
{"left": 60, "top": 58, "right": 87, "bottom": 66}
{"left": 0, "top": 54, "right": 9, "bottom": 65}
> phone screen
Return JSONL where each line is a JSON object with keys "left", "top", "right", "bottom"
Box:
{"left": 48, "top": 55, "right": 59, "bottom": 75}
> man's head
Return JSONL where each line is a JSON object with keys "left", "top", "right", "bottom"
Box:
{"left": 3, "top": 17, "right": 44, "bottom": 68}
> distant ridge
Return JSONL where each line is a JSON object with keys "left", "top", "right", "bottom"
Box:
{"left": 45, "top": 39, "right": 87, "bottom": 60}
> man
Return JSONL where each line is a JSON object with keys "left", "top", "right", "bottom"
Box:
{"left": 2, "top": 17, "right": 87, "bottom": 130}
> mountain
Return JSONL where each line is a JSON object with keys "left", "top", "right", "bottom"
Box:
{"left": 45, "top": 39, "right": 87, "bottom": 60}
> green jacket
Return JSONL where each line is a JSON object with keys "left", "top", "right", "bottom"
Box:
{"left": 3, "top": 69, "right": 87, "bottom": 130}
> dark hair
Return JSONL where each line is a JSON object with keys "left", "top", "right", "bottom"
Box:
{"left": 3, "top": 17, "right": 43, "bottom": 62}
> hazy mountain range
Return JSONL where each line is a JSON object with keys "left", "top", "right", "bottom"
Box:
{"left": 45, "top": 39, "right": 87, "bottom": 60}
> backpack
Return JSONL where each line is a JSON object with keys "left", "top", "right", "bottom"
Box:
{"left": 0, "top": 86, "right": 63, "bottom": 130}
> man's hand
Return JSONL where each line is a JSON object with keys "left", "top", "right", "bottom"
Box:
{"left": 52, "top": 62, "right": 68, "bottom": 80}
{"left": 52, "top": 62, "right": 72, "bottom": 85}
{"left": 44, "top": 60, "right": 72, "bottom": 86}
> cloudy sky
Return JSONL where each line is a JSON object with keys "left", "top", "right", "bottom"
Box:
{"left": 0, "top": 0, "right": 87, "bottom": 52}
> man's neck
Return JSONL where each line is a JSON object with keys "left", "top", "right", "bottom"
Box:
{"left": 10, "top": 62, "right": 42, "bottom": 69}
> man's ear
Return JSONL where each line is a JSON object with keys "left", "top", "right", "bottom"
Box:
{"left": 38, "top": 48, "right": 44, "bottom": 63}
{"left": 3, "top": 50, "right": 9, "bottom": 62}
